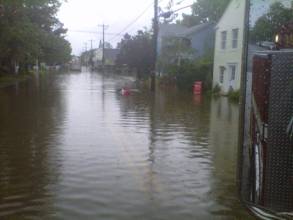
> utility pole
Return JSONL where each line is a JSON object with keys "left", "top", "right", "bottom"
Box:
{"left": 151, "top": 0, "right": 158, "bottom": 92}
{"left": 84, "top": 42, "right": 88, "bottom": 67}
{"left": 89, "top": 39, "right": 94, "bottom": 69}
{"left": 102, "top": 25, "right": 105, "bottom": 67}
{"left": 98, "top": 24, "right": 109, "bottom": 68}
{"left": 89, "top": 39, "right": 93, "bottom": 51}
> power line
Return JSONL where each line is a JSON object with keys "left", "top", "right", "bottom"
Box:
{"left": 71, "top": 0, "right": 165, "bottom": 46}
{"left": 172, "top": 4, "right": 193, "bottom": 13}
{"left": 68, "top": 30, "right": 124, "bottom": 36}
{"left": 176, "top": 0, "right": 189, "bottom": 5}
{"left": 108, "top": 1, "right": 156, "bottom": 43}
{"left": 160, "top": 3, "right": 193, "bottom": 18}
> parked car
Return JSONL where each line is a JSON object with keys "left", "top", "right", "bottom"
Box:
{"left": 256, "top": 41, "right": 276, "bottom": 50}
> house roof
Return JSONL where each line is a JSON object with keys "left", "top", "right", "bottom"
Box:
{"left": 180, "top": 23, "right": 215, "bottom": 37}
{"left": 158, "top": 23, "right": 189, "bottom": 38}
{"left": 159, "top": 23, "right": 214, "bottom": 39}
{"left": 215, "top": 0, "right": 247, "bottom": 29}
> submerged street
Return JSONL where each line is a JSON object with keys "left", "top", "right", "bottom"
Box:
{"left": 0, "top": 71, "right": 253, "bottom": 219}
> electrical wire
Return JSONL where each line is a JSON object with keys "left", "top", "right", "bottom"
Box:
{"left": 108, "top": 2, "right": 154, "bottom": 43}
{"left": 108, "top": 0, "right": 165, "bottom": 44}
{"left": 68, "top": 30, "right": 124, "bottom": 36}
{"left": 172, "top": 4, "right": 193, "bottom": 13}
{"left": 71, "top": 0, "right": 172, "bottom": 46}
{"left": 176, "top": 0, "right": 188, "bottom": 5}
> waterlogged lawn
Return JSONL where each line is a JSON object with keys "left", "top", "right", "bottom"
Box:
{"left": 0, "top": 73, "right": 33, "bottom": 88}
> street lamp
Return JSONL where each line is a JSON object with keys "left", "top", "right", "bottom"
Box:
{"left": 275, "top": 34, "right": 279, "bottom": 43}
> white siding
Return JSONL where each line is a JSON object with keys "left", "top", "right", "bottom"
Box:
{"left": 213, "top": 0, "right": 246, "bottom": 94}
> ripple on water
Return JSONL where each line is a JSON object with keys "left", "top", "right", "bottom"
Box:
{"left": 0, "top": 72, "right": 252, "bottom": 219}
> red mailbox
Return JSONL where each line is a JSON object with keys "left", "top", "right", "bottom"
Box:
{"left": 193, "top": 81, "right": 202, "bottom": 95}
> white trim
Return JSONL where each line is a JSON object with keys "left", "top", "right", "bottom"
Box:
{"left": 215, "top": 0, "right": 234, "bottom": 28}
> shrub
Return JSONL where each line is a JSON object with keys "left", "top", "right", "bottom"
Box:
{"left": 158, "top": 52, "right": 214, "bottom": 92}
{"left": 227, "top": 89, "right": 240, "bottom": 101}
{"left": 212, "top": 84, "right": 221, "bottom": 94}
{"left": 172, "top": 60, "right": 212, "bottom": 92}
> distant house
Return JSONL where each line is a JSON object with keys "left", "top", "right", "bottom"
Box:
{"left": 158, "top": 23, "right": 215, "bottom": 58}
{"left": 157, "top": 23, "right": 188, "bottom": 55}
{"left": 157, "top": 23, "right": 215, "bottom": 74}
{"left": 92, "top": 49, "right": 103, "bottom": 65}
{"left": 180, "top": 23, "right": 215, "bottom": 58}
{"left": 70, "top": 56, "right": 81, "bottom": 71}
{"left": 104, "top": 49, "right": 120, "bottom": 65}
{"left": 92, "top": 48, "right": 120, "bottom": 67}
{"left": 212, "top": 0, "right": 247, "bottom": 94}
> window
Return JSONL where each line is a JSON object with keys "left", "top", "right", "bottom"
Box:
{"left": 232, "top": 28, "right": 239, "bottom": 48}
{"left": 229, "top": 65, "right": 236, "bottom": 81}
{"left": 219, "top": 66, "right": 225, "bottom": 83}
{"left": 221, "top": 31, "right": 227, "bottom": 49}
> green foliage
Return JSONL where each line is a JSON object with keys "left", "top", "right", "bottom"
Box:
{"left": 157, "top": 37, "right": 195, "bottom": 74}
{"left": 0, "top": 72, "right": 33, "bottom": 88}
{"left": 227, "top": 89, "right": 240, "bottom": 101}
{"left": 116, "top": 30, "right": 153, "bottom": 78}
{"left": 212, "top": 84, "right": 221, "bottom": 94}
{"left": 0, "top": 0, "right": 71, "bottom": 74}
{"left": 158, "top": 41, "right": 213, "bottom": 91}
{"left": 41, "top": 32, "right": 72, "bottom": 65}
{"left": 165, "top": 57, "right": 213, "bottom": 91}
{"left": 178, "top": 0, "right": 231, "bottom": 27}
{"left": 250, "top": 2, "right": 293, "bottom": 42}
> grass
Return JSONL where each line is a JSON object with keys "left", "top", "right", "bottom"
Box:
{"left": 0, "top": 72, "right": 33, "bottom": 88}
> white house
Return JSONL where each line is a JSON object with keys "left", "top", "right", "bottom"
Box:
{"left": 212, "top": 0, "right": 247, "bottom": 94}
{"left": 92, "top": 48, "right": 119, "bottom": 67}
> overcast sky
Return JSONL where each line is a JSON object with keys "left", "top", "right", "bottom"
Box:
{"left": 58, "top": 0, "right": 195, "bottom": 55}
{"left": 250, "top": 0, "right": 292, "bottom": 26}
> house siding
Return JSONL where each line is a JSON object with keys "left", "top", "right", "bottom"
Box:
{"left": 157, "top": 24, "right": 188, "bottom": 55}
{"left": 213, "top": 0, "right": 247, "bottom": 94}
{"left": 187, "top": 25, "right": 215, "bottom": 57}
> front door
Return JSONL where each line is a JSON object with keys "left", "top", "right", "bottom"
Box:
{"left": 228, "top": 64, "right": 237, "bottom": 91}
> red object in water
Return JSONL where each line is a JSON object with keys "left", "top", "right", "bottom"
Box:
{"left": 193, "top": 81, "right": 202, "bottom": 95}
{"left": 121, "top": 87, "right": 131, "bottom": 96}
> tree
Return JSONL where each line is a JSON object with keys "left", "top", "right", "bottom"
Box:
{"left": 178, "top": 0, "right": 231, "bottom": 27}
{"left": 157, "top": 37, "right": 195, "bottom": 74}
{"left": 250, "top": 2, "right": 293, "bottom": 42}
{"left": 98, "top": 40, "right": 113, "bottom": 49}
{"left": 41, "top": 33, "right": 72, "bottom": 65}
{"left": 0, "top": 0, "right": 71, "bottom": 74}
{"left": 116, "top": 30, "right": 154, "bottom": 78}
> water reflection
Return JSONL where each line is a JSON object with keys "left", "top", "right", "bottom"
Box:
{"left": 116, "top": 85, "right": 253, "bottom": 219}
{"left": 0, "top": 73, "right": 66, "bottom": 218}
{"left": 0, "top": 72, "right": 253, "bottom": 219}
{"left": 209, "top": 98, "right": 249, "bottom": 218}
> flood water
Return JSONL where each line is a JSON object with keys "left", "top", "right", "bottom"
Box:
{"left": 0, "top": 71, "right": 254, "bottom": 219}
